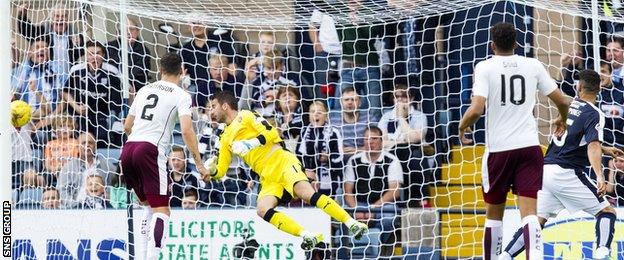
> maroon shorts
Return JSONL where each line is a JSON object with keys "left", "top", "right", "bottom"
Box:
{"left": 120, "top": 141, "right": 170, "bottom": 207}
{"left": 482, "top": 145, "right": 543, "bottom": 204}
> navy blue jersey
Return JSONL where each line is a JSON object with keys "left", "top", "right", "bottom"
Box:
{"left": 544, "top": 98, "right": 605, "bottom": 169}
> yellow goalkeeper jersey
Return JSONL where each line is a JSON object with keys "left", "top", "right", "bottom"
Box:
{"left": 214, "top": 110, "right": 284, "bottom": 179}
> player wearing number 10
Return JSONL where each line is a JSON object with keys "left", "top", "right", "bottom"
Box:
{"left": 121, "top": 53, "right": 210, "bottom": 260}
{"left": 204, "top": 91, "right": 368, "bottom": 250}
{"left": 458, "top": 22, "right": 570, "bottom": 260}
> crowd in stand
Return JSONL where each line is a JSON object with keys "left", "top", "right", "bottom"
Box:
{"left": 12, "top": 2, "right": 624, "bottom": 253}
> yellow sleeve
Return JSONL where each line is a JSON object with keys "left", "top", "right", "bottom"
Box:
{"left": 214, "top": 132, "right": 233, "bottom": 180}
{"left": 243, "top": 110, "right": 282, "bottom": 145}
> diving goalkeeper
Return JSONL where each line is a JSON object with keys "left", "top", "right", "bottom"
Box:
{"left": 202, "top": 91, "right": 368, "bottom": 250}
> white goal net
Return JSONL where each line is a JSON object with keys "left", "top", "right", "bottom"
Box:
{"left": 8, "top": 0, "right": 624, "bottom": 259}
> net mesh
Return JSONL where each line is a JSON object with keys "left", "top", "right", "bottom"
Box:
{"left": 9, "top": 0, "right": 624, "bottom": 258}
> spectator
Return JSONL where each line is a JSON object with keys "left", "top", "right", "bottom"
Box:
{"left": 57, "top": 132, "right": 115, "bottom": 209}
{"left": 333, "top": 7, "right": 383, "bottom": 118}
{"left": 16, "top": 169, "right": 43, "bottom": 209}
{"left": 598, "top": 62, "right": 624, "bottom": 146}
{"left": 23, "top": 116, "right": 79, "bottom": 187}
{"left": 242, "top": 50, "right": 297, "bottom": 118}
{"left": 180, "top": 23, "right": 236, "bottom": 95}
{"left": 16, "top": 3, "right": 84, "bottom": 74}
{"left": 275, "top": 85, "right": 308, "bottom": 140}
{"left": 330, "top": 86, "right": 379, "bottom": 160}
{"left": 343, "top": 126, "right": 402, "bottom": 244}
{"left": 12, "top": 40, "right": 63, "bottom": 121}
{"left": 62, "top": 41, "right": 123, "bottom": 147}
{"left": 12, "top": 124, "right": 35, "bottom": 190}
{"left": 182, "top": 190, "right": 199, "bottom": 210}
{"left": 42, "top": 187, "right": 60, "bottom": 209}
{"left": 606, "top": 37, "right": 624, "bottom": 84}
{"left": 250, "top": 31, "right": 278, "bottom": 74}
{"left": 106, "top": 18, "right": 153, "bottom": 92}
{"left": 80, "top": 175, "right": 112, "bottom": 209}
{"left": 378, "top": 84, "right": 431, "bottom": 206}
{"left": 606, "top": 157, "right": 624, "bottom": 206}
{"left": 108, "top": 174, "right": 139, "bottom": 209}
{"left": 168, "top": 146, "right": 201, "bottom": 208}
{"left": 308, "top": 10, "right": 342, "bottom": 98}
{"left": 297, "top": 101, "right": 343, "bottom": 197}
{"left": 195, "top": 54, "right": 243, "bottom": 108}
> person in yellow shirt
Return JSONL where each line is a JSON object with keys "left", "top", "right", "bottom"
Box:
{"left": 202, "top": 91, "right": 368, "bottom": 250}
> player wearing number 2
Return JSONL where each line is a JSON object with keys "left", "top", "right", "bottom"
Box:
{"left": 458, "top": 22, "right": 570, "bottom": 259}
{"left": 121, "top": 53, "right": 210, "bottom": 260}
{"left": 204, "top": 91, "right": 368, "bottom": 250}
{"left": 500, "top": 70, "right": 623, "bottom": 259}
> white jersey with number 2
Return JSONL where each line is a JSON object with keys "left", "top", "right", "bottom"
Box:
{"left": 126, "top": 80, "right": 192, "bottom": 150}
{"left": 472, "top": 55, "right": 557, "bottom": 152}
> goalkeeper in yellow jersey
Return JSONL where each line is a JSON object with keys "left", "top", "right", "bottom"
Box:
{"left": 202, "top": 91, "right": 368, "bottom": 250}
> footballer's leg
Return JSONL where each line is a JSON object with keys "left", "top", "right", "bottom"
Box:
{"left": 129, "top": 142, "right": 171, "bottom": 260}
{"left": 513, "top": 146, "right": 546, "bottom": 259}
{"left": 594, "top": 206, "right": 617, "bottom": 259}
{"left": 255, "top": 190, "right": 320, "bottom": 250}
{"left": 293, "top": 180, "right": 367, "bottom": 240}
{"left": 481, "top": 150, "right": 512, "bottom": 260}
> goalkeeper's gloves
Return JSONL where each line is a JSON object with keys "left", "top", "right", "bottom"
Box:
{"left": 231, "top": 138, "right": 262, "bottom": 156}
{"left": 203, "top": 156, "right": 218, "bottom": 180}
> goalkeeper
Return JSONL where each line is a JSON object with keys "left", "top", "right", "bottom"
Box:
{"left": 203, "top": 91, "right": 368, "bottom": 250}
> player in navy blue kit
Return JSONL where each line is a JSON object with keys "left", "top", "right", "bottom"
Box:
{"left": 500, "top": 70, "right": 623, "bottom": 259}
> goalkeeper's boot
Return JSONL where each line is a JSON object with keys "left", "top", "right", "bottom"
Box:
{"left": 301, "top": 232, "right": 324, "bottom": 250}
{"left": 349, "top": 221, "right": 369, "bottom": 240}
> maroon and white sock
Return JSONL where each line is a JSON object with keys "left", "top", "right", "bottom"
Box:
{"left": 483, "top": 219, "right": 503, "bottom": 260}
{"left": 139, "top": 207, "right": 153, "bottom": 258}
{"left": 522, "top": 215, "right": 543, "bottom": 259}
{"left": 146, "top": 212, "right": 169, "bottom": 260}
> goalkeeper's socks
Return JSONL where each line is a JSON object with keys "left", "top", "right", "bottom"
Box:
{"left": 146, "top": 213, "right": 169, "bottom": 260}
{"left": 139, "top": 207, "right": 153, "bottom": 258}
{"left": 483, "top": 219, "right": 503, "bottom": 260}
{"left": 522, "top": 215, "right": 543, "bottom": 260}
{"left": 309, "top": 193, "right": 350, "bottom": 224}
{"left": 264, "top": 208, "right": 305, "bottom": 237}
{"left": 596, "top": 211, "right": 616, "bottom": 250}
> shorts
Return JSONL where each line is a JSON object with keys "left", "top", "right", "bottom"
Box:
{"left": 257, "top": 149, "right": 309, "bottom": 201}
{"left": 120, "top": 141, "right": 170, "bottom": 207}
{"left": 481, "top": 146, "right": 544, "bottom": 204}
{"left": 537, "top": 164, "right": 610, "bottom": 219}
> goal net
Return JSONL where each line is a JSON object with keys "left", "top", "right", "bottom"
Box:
{"left": 8, "top": 0, "right": 624, "bottom": 259}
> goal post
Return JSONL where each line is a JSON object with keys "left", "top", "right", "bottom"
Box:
{"left": 8, "top": 0, "right": 624, "bottom": 258}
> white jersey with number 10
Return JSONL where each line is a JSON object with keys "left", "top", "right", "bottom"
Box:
{"left": 126, "top": 80, "right": 192, "bottom": 150}
{"left": 472, "top": 55, "right": 557, "bottom": 152}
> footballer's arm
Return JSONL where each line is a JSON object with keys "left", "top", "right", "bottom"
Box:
{"left": 458, "top": 95, "right": 486, "bottom": 143}
{"left": 180, "top": 115, "right": 207, "bottom": 175}
{"left": 547, "top": 89, "right": 572, "bottom": 135}
{"left": 588, "top": 141, "right": 606, "bottom": 195}
{"left": 124, "top": 115, "right": 135, "bottom": 135}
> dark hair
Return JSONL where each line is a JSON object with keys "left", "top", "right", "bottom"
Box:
{"left": 341, "top": 86, "right": 356, "bottom": 95}
{"left": 607, "top": 37, "right": 624, "bottom": 48}
{"left": 579, "top": 69, "right": 601, "bottom": 94}
{"left": 43, "top": 187, "right": 59, "bottom": 196}
{"left": 601, "top": 61, "right": 613, "bottom": 73}
{"left": 159, "top": 52, "right": 183, "bottom": 76}
{"left": 491, "top": 22, "right": 517, "bottom": 52}
{"left": 171, "top": 145, "right": 186, "bottom": 155}
{"left": 85, "top": 40, "right": 105, "bottom": 52}
{"left": 365, "top": 125, "right": 383, "bottom": 136}
{"left": 210, "top": 91, "right": 238, "bottom": 110}
{"left": 184, "top": 190, "right": 198, "bottom": 199}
